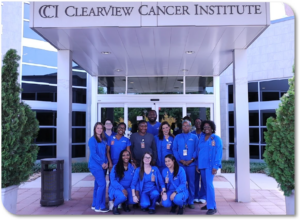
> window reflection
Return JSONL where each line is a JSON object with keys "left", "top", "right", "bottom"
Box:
{"left": 186, "top": 76, "right": 213, "bottom": 94}
{"left": 98, "top": 77, "right": 126, "bottom": 94}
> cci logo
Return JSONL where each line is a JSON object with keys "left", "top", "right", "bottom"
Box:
{"left": 39, "top": 5, "right": 58, "bottom": 18}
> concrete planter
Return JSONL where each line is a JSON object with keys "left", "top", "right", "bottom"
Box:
{"left": 285, "top": 190, "right": 295, "bottom": 215}
{"left": 1, "top": 185, "right": 19, "bottom": 214}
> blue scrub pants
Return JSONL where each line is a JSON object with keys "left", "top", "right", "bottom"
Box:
{"left": 195, "top": 170, "right": 207, "bottom": 200}
{"left": 91, "top": 169, "right": 106, "bottom": 210}
{"left": 162, "top": 190, "right": 189, "bottom": 208}
{"left": 182, "top": 165, "right": 195, "bottom": 205}
{"left": 140, "top": 189, "right": 160, "bottom": 210}
{"left": 112, "top": 187, "right": 135, "bottom": 207}
{"left": 200, "top": 168, "right": 216, "bottom": 209}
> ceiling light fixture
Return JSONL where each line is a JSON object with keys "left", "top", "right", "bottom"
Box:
{"left": 130, "top": 82, "right": 134, "bottom": 83}
{"left": 101, "top": 51, "right": 111, "bottom": 54}
{"left": 185, "top": 51, "right": 195, "bottom": 54}
{"left": 182, "top": 69, "right": 188, "bottom": 72}
{"left": 115, "top": 69, "right": 122, "bottom": 72}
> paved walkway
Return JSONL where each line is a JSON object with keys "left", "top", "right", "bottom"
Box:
{"left": 14, "top": 173, "right": 286, "bottom": 215}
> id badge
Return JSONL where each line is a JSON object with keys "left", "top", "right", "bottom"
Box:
{"left": 212, "top": 140, "right": 215, "bottom": 146}
{"left": 151, "top": 174, "right": 155, "bottom": 182}
{"left": 111, "top": 140, "right": 114, "bottom": 145}
{"left": 141, "top": 142, "right": 145, "bottom": 148}
{"left": 167, "top": 143, "right": 171, "bottom": 150}
{"left": 183, "top": 149, "right": 188, "bottom": 156}
{"left": 165, "top": 177, "right": 169, "bottom": 184}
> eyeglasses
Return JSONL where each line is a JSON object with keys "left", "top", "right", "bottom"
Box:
{"left": 144, "top": 157, "right": 151, "bottom": 160}
{"left": 182, "top": 125, "right": 191, "bottom": 128}
{"left": 203, "top": 126, "right": 211, "bottom": 129}
{"left": 105, "top": 122, "right": 112, "bottom": 125}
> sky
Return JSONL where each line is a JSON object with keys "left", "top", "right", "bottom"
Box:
{"left": 270, "top": 2, "right": 293, "bottom": 20}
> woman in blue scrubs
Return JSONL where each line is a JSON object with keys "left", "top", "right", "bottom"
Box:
{"left": 109, "top": 150, "right": 136, "bottom": 215}
{"left": 161, "top": 154, "right": 189, "bottom": 215}
{"left": 172, "top": 119, "right": 198, "bottom": 209}
{"left": 131, "top": 152, "right": 166, "bottom": 214}
{"left": 107, "top": 122, "right": 132, "bottom": 210}
{"left": 155, "top": 121, "right": 174, "bottom": 173}
{"left": 197, "top": 120, "right": 223, "bottom": 215}
{"left": 88, "top": 122, "right": 109, "bottom": 212}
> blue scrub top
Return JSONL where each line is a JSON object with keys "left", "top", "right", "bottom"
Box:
{"left": 173, "top": 133, "right": 198, "bottom": 166}
{"left": 154, "top": 135, "right": 174, "bottom": 169}
{"left": 147, "top": 121, "right": 161, "bottom": 136}
{"left": 110, "top": 163, "right": 135, "bottom": 190}
{"left": 88, "top": 136, "right": 108, "bottom": 171}
{"left": 105, "top": 131, "right": 117, "bottom": 140}
{"left": 191, "top": 130, "right": 202, "bottom": 139}
{"left": 143, "top": 172, "right": 157, "bottom": 192}
{"left": 162, "top": 167, "right": 187, "bottom": 193}
{"left": 107, "top": 135, "right": 131, "bottom": 165}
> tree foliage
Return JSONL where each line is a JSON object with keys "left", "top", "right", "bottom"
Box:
{"left": 263, "top": 66, "right": 294, "bottom": 196}
{"left": 1, "top": 49, "right": 39, "bottom": 188}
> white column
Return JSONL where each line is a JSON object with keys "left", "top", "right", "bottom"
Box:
{"left": 213, "top": 76, "right": 221, "bottom": 137}
{"left": 86, "top": 74, "right": 92, "bottom": 162}
{"left": 90, "top": 76, "right": 98, "bottom": 134}
{"left": 57, "top": 50, "right": 72, "bottom": 201}
{"left": 233, "top": 49, "right": 250, "bottom": 202}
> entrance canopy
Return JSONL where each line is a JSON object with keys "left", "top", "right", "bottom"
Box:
{"left": 30, "top": 2, "right": 270, "bottom": 77}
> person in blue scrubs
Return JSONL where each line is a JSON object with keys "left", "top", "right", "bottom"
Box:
{"left": 131, "top": 152, "right": 166, "bottom": 214}
{"left": 109, "top": 150, "right": 136, "bottom": 215}
{"left": 161, "top": 154, "right": 189, "bottom": 215}
{"left": 104, "top": 119, "right": 117, "bottom": 140}
{"left": 192, "top": 118, "right": 206, "bottom": 204}
{"left": 172, "top": 119, "right": 198, "bottom": 209}
{"left": 88, "top": 122, "right": 109, "bottom": 213}
{"left": 107, "top": 122, "right": 132, "bottom": 210}
{"left": 154, "top": 121, "right": 174, "bottom": 173}
{"left": 198, "top": 120, "right": 223, "bottom": 215}
{"left": 147, "top": 110, "right": 161, "bottom": 136}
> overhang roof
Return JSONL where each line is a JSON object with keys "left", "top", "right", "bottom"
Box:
{"left": 30, "top": 2, "right": 270, "bottom": 77}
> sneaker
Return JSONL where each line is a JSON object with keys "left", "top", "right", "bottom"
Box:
{"left": 113, "top": 206, "right": 120, "bottom": 215}
{"left": 199, "top": 199, "right": 206, "bottom": 204}
{"left": 95, "top": 208, "right": 109, "bottom": 213}
{"left": 193, "top": 199, "right": 200, "bottom": 203}
{"left": 170, "top": 205, "right": 178, "bottom": 213}
{"left": 177, "top": 207, "right": 184, "bottom": 215}
{"left": 200, "top": 205, "right": 207, "bottom": 210}
{"left": 91, "top": 206, "right": 95, "bottom": 210}
{"left": 148, "top": 209, "right": 155, "bottom": 214}
{"left": 109, "top": 201, "right": 114, "bottom": 211}
{"left": 188, "top": 204, "right": 195, "bottom": 209}
{"left": 156, "top": 202, "right": 160, "bottom": 206}
{"left": 206, "top": 209, "right": 217, "bottom": 215}
{"left": 118, "top": 203, "right": 122, "bottom": 209}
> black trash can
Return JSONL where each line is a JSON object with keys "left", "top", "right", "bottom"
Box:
{"left": 40, "top": 158, "right": 64, "bottom": 206}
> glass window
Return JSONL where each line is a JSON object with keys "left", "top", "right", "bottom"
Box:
{"left": 248, "top": 82, "right": 258, "bottom": 102}
{"left": 229, "top": 128, "right": 234, "bottom": 143}
{"left": 22, "top": 64, "right": 57, "bottom": 84}
{"left": 187, "top": 107, "right": 210, "bottom": 123}
{"left": 23, "top": 21, "right": 46, "bottom": 41}
{"left": 260, "top": 79, "right": 289, "bottom": 101}
{"left": 72, "top": 128, "right": 86, "bottom": 143}
{"left": 23, "top": 47, "right": 57, "bottom": 67}
{"left": 229, "top": 144, "right": 235, "bottom": 158}
{"left": 72, "top": 112, "right": 86, "bottom": 126}
{"left": 249, "top": 128, "right": 259, "bottom": 143}
{"left": 159, "top": 108, "right": 182, "bottom": 133}
{"left": 249, "top": 111, "right": 259, "bottom": 126}
{"left": 249, "top": 145, "right": 259, "bottom": 159}
{"left": 127, "top": 77, "right": 183, "bottom": 95}
{"left": 22, "top": 83, "right": 57, "bottom": 102}
{"left": 24, "top": 3, "right": 30, "bottom": 20}
{"left": 228, "top": 85, "right": 233, "bottom": 103}
{"left": 185, "top": 76, "right": 213, "bottom": 94}
{"left": 37, "top": 145, "right": 56, "bottom": 159}
{"left": 35, "top": 110, "right": 56, "bottom": 126}
{"left": 72, "top": 145, "right": 86, "bottom": 158}
{"left": 35, "top": 128, "right": 56, "bottom": 143}
{"left": 72, "top": 71, "right": 87, "bottom": 87}
{"left": 128, "top": 108, "right": 152, "bottom": 133}
{"left": 72, "top": 88, "right": 86, "bottom": 104}
{"left": 261, "top": 110, "right": 276, "bottom": 126}
{"left": 261, "top": 128, "right": 268, "bottom": 144}
{"left": 98, "top": 77, "right": 126, "bottom": 94}
{"left": 228, "top": 111, "right": 234, "bottom": 126}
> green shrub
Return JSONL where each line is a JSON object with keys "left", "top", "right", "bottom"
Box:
{"left": 221, "top": 160, "right": 267, "bottom": 174}
{"left": 1, "top": 49, "right": 39, "bottom": 188}
{"left": 31, "top": 162, "right": 89, "bottom": 173}
{"left": 263, "top": 69, "right": 294, "bottom": 196}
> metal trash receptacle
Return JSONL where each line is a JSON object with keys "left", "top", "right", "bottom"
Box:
{"left": 40, "top": 158, "right": 64, "bottom": 206}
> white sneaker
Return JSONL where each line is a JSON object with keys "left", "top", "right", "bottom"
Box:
{"left": 95, "top": 208, "right": 109, "bottom": 213}
{"left": 91, "top": 206, "right": 95, "bottom": 210}
{"left": 194, "top": 199, "right": 200, "bottom": 203}
{"left": 118, "top": 204, "right": 122, "bottom": 209}
{"left": 156, "top": 202, "right": 160, "bottom": 206}
{"left": 109, "top": 201, "right": 114, "bottom": 211}
{"left": 199, "top": 199, "right": 206, "bottom": 204}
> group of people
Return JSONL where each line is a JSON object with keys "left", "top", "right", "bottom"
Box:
{"left": 88, "top": 110, "right": 223, "bottom": 215}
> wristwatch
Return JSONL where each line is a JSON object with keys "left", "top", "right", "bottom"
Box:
{"left": 174, "top": 191, "right": 178, "bottom": 194}
{"left": 191, "top": 158, "right": 194, "bottom": 161}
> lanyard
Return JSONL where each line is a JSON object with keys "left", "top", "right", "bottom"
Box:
{"left": 183, "top": 133, "right": 191, "bottom": 149}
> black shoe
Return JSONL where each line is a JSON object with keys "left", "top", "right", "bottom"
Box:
{"left": 177, "top": 207, "right": 184, "bottom": 215}
{"left": 148, "top": 209, "right": 155, "bottom": 214}
{"left": 141, "top": 208, "right": 148, "bottom": 212}
{"left": 122, "top": 203, "right": 131, "bottom": 212}
{"left": 113, "top": 206, "right": 120, "bottom": 215}
{"left": 188, "top": 204, "right": 195, "bottom": 209}
{"left": 170, "top": 205, "right": 178, "bottom": 213}
{"left": 201, "top": 205, "right": 207, "bottom": 210}
{"left": 206, "top": 209, "right": 217, "bottom": 215}
{"left": 125, "top": 204, "right": 131, "bottom": 212}
{"left": 133, "top": 204, "right": 139, "bottom": 209}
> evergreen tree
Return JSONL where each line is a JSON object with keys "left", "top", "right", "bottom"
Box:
{"left": 263, "top": 66, "right": 294, "bottom": 196}
{"left": 1, "top": 49, "right": 39, "bottom": 188}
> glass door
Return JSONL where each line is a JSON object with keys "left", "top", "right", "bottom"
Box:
{"left": 98, "top": 104, "right": 125, "bottom": 134}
